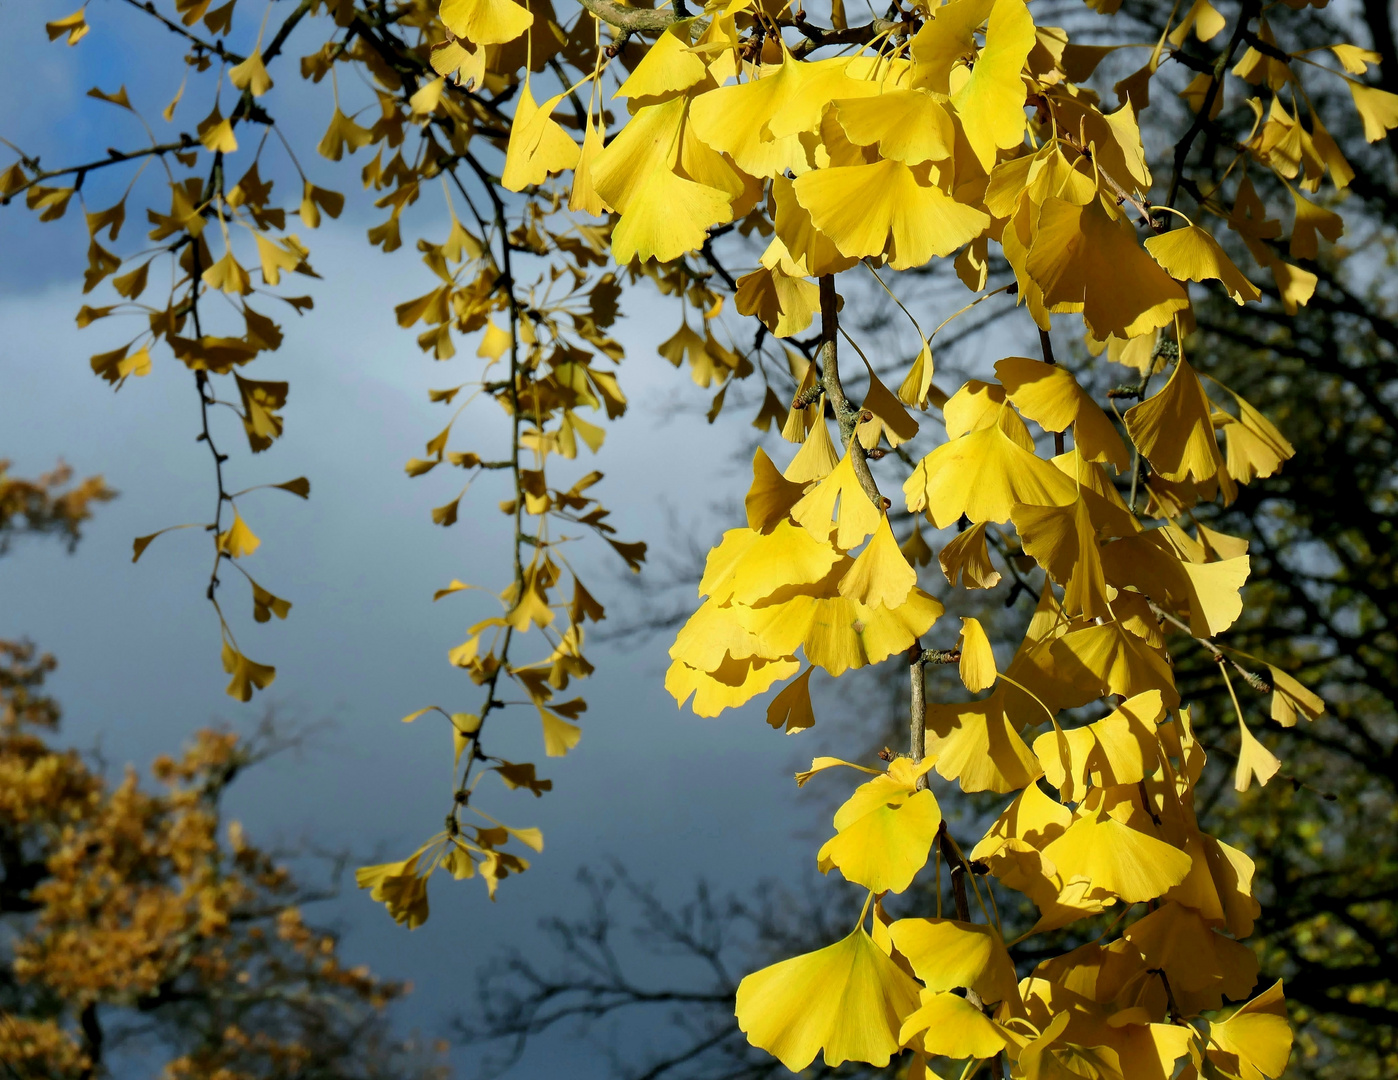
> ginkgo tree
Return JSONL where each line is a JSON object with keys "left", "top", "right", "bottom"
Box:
{"left": 6, "top": 0, "right": 1386, "bottom": 1076}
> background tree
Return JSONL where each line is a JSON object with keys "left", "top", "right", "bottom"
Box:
{"left": 0, "top": 465, "right": 445, "bottom": 1080}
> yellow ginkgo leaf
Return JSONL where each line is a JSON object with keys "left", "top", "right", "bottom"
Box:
{"left": 1123, "top": 900, "right": 1261, "bottom": 1010}
{"left": 995, "top": 356, "right": 1129, "bottom": 469}
{"left": 1123, "top": 357, "right": 1224, "bottom": 484}
{"left": 899, "top": 340, "right": 941, "bottom": 409}
{"left": 46, "top": 9, "right": 90, "bottom": 45}
{"left": 697, "top": 521, "right": 841, "bottom": 607}
{"left": 591, "top": 95, "right": 735, "bottom": 264}
{"left": 791, "top": 450, "right": 882, "bottom": 551}
{"left": 501, "top": 82, "right": 580, "bottom": 192}
{"left": 767, "top": 665, "right": 816, "bottom": 734}
{"left": 690, "top": 53, "right": 879, "bottom": 179}
{"left": 742, "top": 587, "right": 941, "bottom": 678}
{"left": 589, "top": 93, "right": 682, "bottom": 213}
{"left": 904, "top": 417, "right": 1076, "bottom": 528}
{"left": 1234, "top": 717, "right": 1281, "bottom": 792}
{"left": 615, "top": 166, "right": 734, "bottom": 265}
{"left": 202, "top": 250, "right": 251, "bottom": 295}
{"left": 1144, "top": 224, "right": 1261, "bottom": 305}
{"left": 834, "top": 89, "right": 954, "bottom": 166}
{"left": 685, "top": 55, "right": 808, "bottom": 178}
{"left": 316, "top": 107, "right": 372, "bottom": 161}
{"left": 539, "top": 706, "right": 581, "bottom": 757}
{"left": 504, "top": 579, "right": 554, "bottom": 632}
{"left": 669, "top": 599, "right": 765, "bottom": 672}
{"left": 440, "top": 0, "right": 533, "bottom": 46}
{"left": 1263, "top": 662, "right": 1324, "bottom": 727}
{"left": 1042, "top": 807, "right": 1192, "bottom": 903}
{"left": 958, "top": 616, "right": 997, "bottom": 693}
{"left": 793, "top": 158, "right": 990, "bottom": 270}
{"left": 1347, "top": 79, "right": 1398, "bottom": 142}
{"left": 771, "top": 176, "right": 860, "bottom": 277}
{"left": 899, "top": 990, "right": 1008, "bottom": 1059}
{"left": 665, "top": 654, "right": 801, "bottom": 717}
{"left": 735, "top": 262, "right": 821, "bottom": 338}
{"left": 1099, "top": 532, "right": 1250, "bottom": 638}
{"left": 1207, "top": 383, "right": 1295, "bottom": 487}
{"left": 229, "top": 49, "right": 273, "bottom": 96}
{"left": 1018, "top": 1010, "right": 1126, "bottom": 1080}
{"left": 734, "top": 927, "right": 923, "bottom": 1072}
{"left": 254, "top": 234, "right": 301, "bottom": 286}
{"left": 924, "top": 687, "right": 1043, "bottom": 794}
{"left": 1123, "top": 901, "right": 1232, "bottom": 993}
{"left": 901, "top": 516, "right": 934, "bottom": 568}
{"left": 796, "top": 755, "right": 882, "bottom": 788}
{"left": 1269, "top": 259, "right": 1317, "bottom": 314}
{"left": 939, "top": 521, "right": 1002, "bottom": 589}
{"left": 1085, "top": 690, "right": 1165, "bottom": 784}
{"left": 613, "top": 21, "right": 706, "bottom": 101}
{"left": 1026, "top": 196, "right": 1189, "bottom": 339}
{"left": 1012, "top": 496, "right": 1111, "bottom": 621}
{"left": 838, "top": 515, "right": 917, "bottom": 609}
{"left": 221, "top": 640, "right": 276, "bottom": 702}
{"left": 855, "top": 360, "right": 920, "bottom": 450}
{"left": 1050, "top": 622, "right": 1180, "bottom": 707}
{"left": 970, "top": 778, "right": 1073, "bottom": 861}
{"left": 1169, "top": 0, "right": 1226, "bottom": 45}
{"left": 910, "top": 0, "right": 993, "bottom": 94}
{"left": 217, "top": 511, "right": 261, "bottom": 558}
{"left": 198, "top": 105, "right": 238, "bottom": 154}
{"left": 785, "top": 414, "right": 841, "bottom": 483}
{"left": 855, "top": 588, "right": 946, "bottom": 667}
{"left": 408, "top": 76, "right": 445, "bottom": 116}
{"left": 952, "top": 0, "right": 1036, "bottom": 171}
{"left": 356, "top": 853, "right": 429, "bottom": 928}
{"left": 430, "top": 37, "right": 485, "bottom": 85}
{"left": 745, "top": 447, "right": 806, "bottom": 533}
{"left": 992, "top": 848, "right": 1111, "bottom": 936}
{"left": 1330, "top": 44, "right": 1381, "bottom": 76}
{"left": 1034, "top": 690, "right": 1164, "bottom": 796}
{"left": 818, "top": 773, "right": 941, "bottom": 893}
{"left": 568, "top": 114, "right": 605, "bottom": 216}
{"left": 1288, "top": 188, "right": 1344, "bottom": 260}
{"left": 1207, "top": 981, "right": 1292, "bottom": 1080}
{"left": 955, "top": 377, "right": 1018, "bottom": 429}
{"left": 888, "top": 917, "right": 1019, "bottom": 1004}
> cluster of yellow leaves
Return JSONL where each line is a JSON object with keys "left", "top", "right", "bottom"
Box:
{"left": 597, "top": 0, "right": 1352, "bottom": 1073}
{"left": 732, "top": 704, "right": 1299, "bottom": 1075}
{"left": 668, "top": 438, "right": 942, "bottom": 718}
{"left": 704, "top": 342, "right": 1310, "bottom": 1073}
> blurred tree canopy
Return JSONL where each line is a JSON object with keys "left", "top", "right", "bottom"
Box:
{"left": 0, "top": 467, "right": 443, "bottom": 1080}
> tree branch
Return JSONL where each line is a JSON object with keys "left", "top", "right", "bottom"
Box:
{"left": 816, "top": 274, "right": 882, "bottom": 506}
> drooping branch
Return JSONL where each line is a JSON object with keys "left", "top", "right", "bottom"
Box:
{"left": 1165, "top": 0, "right": 1262, "bottom": 211}
{"left": 816, "top": 274, "right": 882, "bottom": 506}
{"left": 577, "top": 0, "right": 681, "bottom": 36}
{"left": 576, "top": 0, "right": 908, "bottom": 56}
{"left": 1037, "top": 328, "right": 1067, "bottom": 455}
{"left": 909, "top": 643, "right": 926, "bottom": 765}
{"left": 2, "top": 140, "right": 193, "bottom": 202}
